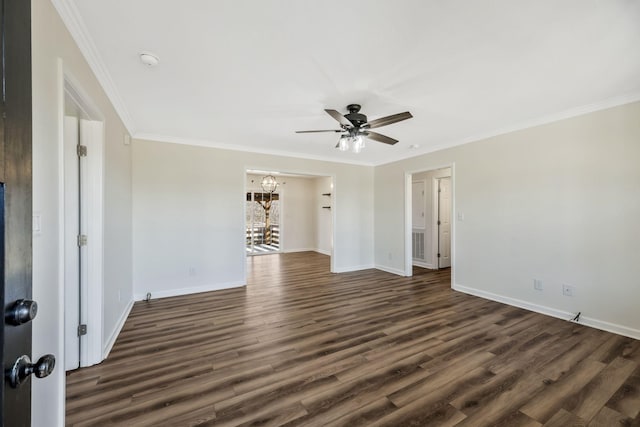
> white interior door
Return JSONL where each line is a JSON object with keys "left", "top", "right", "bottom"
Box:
{"left": 437, "top": 177, "right": 452, "bottom": 268}
{"left": 63, "top": 116, "right": 80, "bottom": 370}
{"left": 64, "top": 117, "right": 105, "bottom": 370}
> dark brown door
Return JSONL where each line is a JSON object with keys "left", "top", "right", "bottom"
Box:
{"left": 2, "top": 1, "right": 54, "bottom": 426}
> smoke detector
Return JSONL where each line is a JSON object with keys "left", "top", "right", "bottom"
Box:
{"left": 139, "top": 52, "right": 159, "bottom": 67}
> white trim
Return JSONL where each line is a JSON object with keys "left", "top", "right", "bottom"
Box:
{"left": 375, "top": 264, "right": 408, "bottom": 276}
{"left": 55, "top": 58, "right": 67, "bottom": 427}
{"left": 140, "top": 133, "right": 372, "bottom": 166}
{"left": 134, "top": 281, "right": 245, "bottom": 301}
{"left": 136, "top": 94, "right": 640, "bottom": 168}
{"left": 453, "top": 283, "right": 640, "bottom": 341}
{"left": 333, "top": 264, "right": 375, "bottom": 273}
{"left": 315, "top": 248, "right": 331, "bottom": 256}
{"left": 63, "top": 73, "right": 104, "bottom": 121}
{"left": 329, "top": 176, "right": 336, "bottom": 273}
{"left": 283, "top": 248, "right": 318, "bottom": 253}
{"left": 50, "top": 0, "right": 135, "bottom": 134}
{"left": 404, "top": 173, "right": 412, "bottom": 276}
{"left": 374, "top": 92, "right": 640, "bottom": 166}
{"left": 431, "top": 178, "right": 439, "bottom": 268}
{"left": 102, "top": 299, "right": 133, "bottom": 358}
{"left": 412, "top": 260, "right": 434, "bottom": 269}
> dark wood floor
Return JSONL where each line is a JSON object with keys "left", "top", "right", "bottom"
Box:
{"left": 66, "top": 252, "right": 640, "bottom": 426}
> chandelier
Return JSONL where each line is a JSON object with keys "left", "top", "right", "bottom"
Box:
{"left": 260, "top": 175, "right": 278, "bottom": 193}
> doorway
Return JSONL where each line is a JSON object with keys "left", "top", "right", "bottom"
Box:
{"left": 244, "top": 170, "right": 336, "bottom": 273}
{"left": 62, "top": 78, "right": 105, "bottom": 370}
{"left": 406, "top": 166, "right": 453, "bottom": 276}
{"left": 246, "top": 190, "right": 281, "bottom": 255}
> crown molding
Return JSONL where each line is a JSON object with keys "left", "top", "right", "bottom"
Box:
{"left": 133, "top": 133, "right": 375, "bottom": 167}
{"left": 50, "top": 0, "right": 136, "bottom": 134}
{"left": 136, "top": 91, "right": 640, "bottom": 168}
{"left": 374, "top": 92, "right": 640, "bottom": 166}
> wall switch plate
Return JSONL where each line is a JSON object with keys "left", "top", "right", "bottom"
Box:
{"left": 457, "top": 212, "right": 465, "bottom": 221}
{"left": 562, "top": 284, "right": 575, "bottom": 297}
{"left": 534, "top": 279, "right": 543, "bottom": 291}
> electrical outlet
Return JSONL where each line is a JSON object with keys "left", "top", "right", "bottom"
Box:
{"left": 533, "top": 279, "right": 543, "bottom": 291}
{"left": 189, "top": 267, "right": 197, "bottom": 276}
{"left": 388, "top": 252, "right": 392, "bottom": 261}
{"left": 562, "top": 284, "right": 575, "bottom": 297}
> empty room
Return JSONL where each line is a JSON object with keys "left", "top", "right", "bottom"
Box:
{"left": 1, "top": 0, "right": 639, "bottom": 426}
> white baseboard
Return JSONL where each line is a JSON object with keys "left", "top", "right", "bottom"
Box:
{"left": 333, "top": 264, "right": 375, "bottom": 273}
{"left": 453, "top": 283, "right": 640, "bottom": 340}
{"left": 103, "top": 299, "right": 134, "bottom": 359}
{"left": 412, "top": 260, "right": 434, "bottom": 269}
{"left": 375, "top": 264, "right": 408, "bottom": 276}
{"left": 134, "top": 280, "right": 245, "bottom": 301}
{"left": 283, "top": 248, "right": 316, "bottom": 253}
{"left": 282, "top": 248, "right": 331, "bottom": 256}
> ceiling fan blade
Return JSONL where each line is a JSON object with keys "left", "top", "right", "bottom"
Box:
{"left": 366, "top": 112, "right": 413, "bottom": 129}
{"left": 295, "top": 129, "right": 343, "bottom": 133}
{"left": 325, "top": 109, "right": 353, "bottom": 127}
{"left": 364, "top": 131, "right": 398, "bottom": 145}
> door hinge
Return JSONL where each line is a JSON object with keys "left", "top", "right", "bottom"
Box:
{"left": 77, "top": 324, "right": 87, "bottom": 336}
{"left": 77, "top": 234, "right": 88, "bottom": 246}
{"left": 437, "top": 253, "right": 441, "bottom": 258}
{"left": 437, "top": 220, "right": 441, "bottom": 225}
{"left": 77, "top": 144, "right": 87, "bottom": 157}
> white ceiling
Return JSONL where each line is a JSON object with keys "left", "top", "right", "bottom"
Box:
{"left": 57, "top": 0, "right": 640, "bottom": 165}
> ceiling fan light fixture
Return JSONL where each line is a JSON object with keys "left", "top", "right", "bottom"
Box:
{"left": 351, "top": 135, "right": 365, "bottom": 153}
{"left": 337, "top": 135, "right": 350, "bottom": 151}
{"left": 300, "top": 104, "right": 412, "bottom": 153}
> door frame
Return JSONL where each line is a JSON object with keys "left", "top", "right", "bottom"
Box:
{"left": 58, "top": 63, "right": 105, "bottom": 368}
{"left": 243, "top": 167, "right": 336, "bottom": 279}
{"left": 404, "top": 163, "right": 455, "bottom": 281}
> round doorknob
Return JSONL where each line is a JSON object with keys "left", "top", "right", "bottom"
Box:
{"left": 6, "top": 354, "right": 56, "bottom": 388}
{"left": 5, "top": 299, "right": 38, "bottom": 325}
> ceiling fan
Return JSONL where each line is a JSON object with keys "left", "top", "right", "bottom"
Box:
{"left": 296, "top": 104, "right": 413, "bottom": 153}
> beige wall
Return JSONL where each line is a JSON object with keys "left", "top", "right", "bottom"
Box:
{"left": 32, "top": 0, "right": 133, "bottom": 425}
{"left": 132, "top": 140, "right": 373, "bottom": 299}
{"left": 375, "top": 101, "right": 640, "bottom": 338}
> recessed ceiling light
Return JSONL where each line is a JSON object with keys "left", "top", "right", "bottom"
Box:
{"left": 139, "top": 52, "right": 159, "bottom": 67}
{"left": 408, "top": 144, "right": 420, "bottom": 149}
